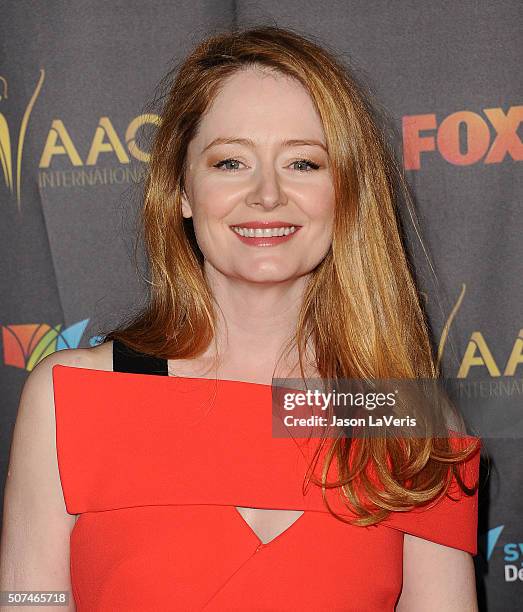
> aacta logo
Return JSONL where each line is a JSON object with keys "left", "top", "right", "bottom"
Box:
{"left": 438, "top": 284, "right": 522, "bottom": 378}
{"left": 403, "top": 105, "right": 523, "bottom": 169}
{"left": 0, "top": 69, "right": 160, "bottom": 202}
{"left": 2, "top": 319, "right": 90, "bottom": 371}
{"left": 38, "top": 114, "right": 159, "bottom": 168}
{"left": 0, "top": 71, "right": 45, "bottom": 208}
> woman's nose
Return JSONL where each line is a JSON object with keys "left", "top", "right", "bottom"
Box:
{"left": 245, "top": 166, "right": 287, "bottom": 210}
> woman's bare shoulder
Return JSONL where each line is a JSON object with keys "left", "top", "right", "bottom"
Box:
{"left": 13, "top": 341, "right": 114, "bottom": 440}
{"left": 13, "top": 342, "right": 115, "bottom": 443}
{"left": 39, "top": 340, "right": 114, "bottom": 375}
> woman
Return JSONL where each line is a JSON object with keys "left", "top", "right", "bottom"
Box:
{"left": 1, "top": 25, "right": 481, "bottom": 611}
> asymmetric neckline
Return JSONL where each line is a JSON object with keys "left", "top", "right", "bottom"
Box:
{"left": 52, "top": 363, "right": 275, "bottom": 391}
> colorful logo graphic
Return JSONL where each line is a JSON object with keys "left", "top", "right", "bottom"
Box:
{"left": 2, "top": 319, "right": 90, "bottom": 371}
{"left": 0, "top": 71, "right": 45, "bottom": 209}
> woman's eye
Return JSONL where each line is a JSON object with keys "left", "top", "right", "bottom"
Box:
{"left": 213, "top": 158, "right": 243, "bottom": 171}
{"left": 291, "top": 159, "right": 320, "bottom": 172}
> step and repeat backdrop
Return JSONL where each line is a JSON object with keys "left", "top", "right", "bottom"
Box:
{"left": 1, "top": 1, "right": 521, "bottom": 609}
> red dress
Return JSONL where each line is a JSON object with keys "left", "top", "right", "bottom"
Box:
{"left": 52, "top": 363, "right": 481, "bottom": 611}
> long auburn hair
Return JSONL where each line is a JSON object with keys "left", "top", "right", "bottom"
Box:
{"left": 101, "top": 25, "right": 480, "bottom": 526}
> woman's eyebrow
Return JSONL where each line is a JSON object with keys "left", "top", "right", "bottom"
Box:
{"left": 201, "top": 137, "right": 327, "bottom": 153}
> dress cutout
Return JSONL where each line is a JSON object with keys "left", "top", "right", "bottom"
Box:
{"left": 52, "top": 340, "right": 481, "bottom": 611}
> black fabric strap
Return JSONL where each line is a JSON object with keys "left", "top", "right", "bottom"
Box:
{"left": 112, "top": 339, "right": 168, "bottom": 376}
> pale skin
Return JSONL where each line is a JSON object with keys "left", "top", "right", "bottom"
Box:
{"left": 0, "top": 66, "right": 478, "bottom": 610}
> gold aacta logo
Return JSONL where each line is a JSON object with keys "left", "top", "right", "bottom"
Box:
{"left": 438, "top": 283, "right": 522, "bottom": 378}
{"left": 0, "top": 69, "right": 45, "bottom": 209}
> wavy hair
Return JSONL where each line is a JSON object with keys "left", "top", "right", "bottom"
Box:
{"left": 102, "top": 25, "right": 480, "bottom": 526}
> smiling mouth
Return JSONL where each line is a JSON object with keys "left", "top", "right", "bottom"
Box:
{"left": 230, "top": 225, "right": 299, "bottom": 237}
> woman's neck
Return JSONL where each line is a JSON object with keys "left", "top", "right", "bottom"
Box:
{"left": 168, "top": 266, "right": 317, "bottom": 383}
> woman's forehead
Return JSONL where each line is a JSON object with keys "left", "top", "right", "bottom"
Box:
{"left": 192, "top": 71, "right": 325, "bottom": 152}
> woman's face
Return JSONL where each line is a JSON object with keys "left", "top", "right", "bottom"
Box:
{"left": 181, "top": 67, "right": 335, "bottom": 284}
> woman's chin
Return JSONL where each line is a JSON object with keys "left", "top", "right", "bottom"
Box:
{"left": 233, "top": 270, "right": 305, "bottom": 285}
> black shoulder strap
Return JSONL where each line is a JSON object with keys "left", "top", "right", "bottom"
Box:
{"left": 112, "top": 339, "right": 168, "bottom": 376}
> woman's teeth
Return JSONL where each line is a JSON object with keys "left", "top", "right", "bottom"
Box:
{"left": 232, "top": 226, "right": 297, "bottom": 237}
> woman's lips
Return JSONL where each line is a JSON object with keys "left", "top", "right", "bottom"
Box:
{"left": 229, "top": 225, "right": 302, "bottom": 247}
